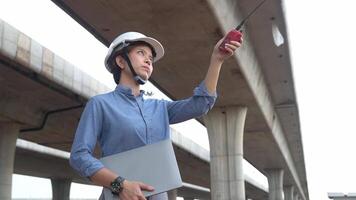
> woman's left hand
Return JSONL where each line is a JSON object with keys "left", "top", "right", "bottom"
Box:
{"left": 211, "top": 37, "right": 243, "bottom": 63}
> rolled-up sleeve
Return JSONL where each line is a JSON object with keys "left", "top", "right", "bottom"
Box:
{"left": 166, "top": 81, "right": 217, "bottom": 124}
{"left": 69, "top": 97, "right": 104, "bottom": 178}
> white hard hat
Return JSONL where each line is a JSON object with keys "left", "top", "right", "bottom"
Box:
{"left": 104, "top": 32, "right": 165, "bottom": 73}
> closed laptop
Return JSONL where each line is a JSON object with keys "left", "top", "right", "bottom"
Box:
{"left": 99, "top": 139, "right": 182, "bottom": 198}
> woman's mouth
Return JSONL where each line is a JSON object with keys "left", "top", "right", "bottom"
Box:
{"left": 142, "top": 66, "right": 150, "bottom": 73}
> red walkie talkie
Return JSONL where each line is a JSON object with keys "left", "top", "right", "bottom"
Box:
{"left": 219, "top": 0, "right": 267, "bottom": 53}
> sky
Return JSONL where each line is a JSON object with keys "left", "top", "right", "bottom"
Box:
{"left": 284, "top": 0, "right": 356, "bottom": 198}
{"left": 1, "top": 0, "right": 356, "bottom": 199}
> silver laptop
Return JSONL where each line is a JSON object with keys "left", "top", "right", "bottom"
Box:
{"left": 99, "top": 139, "right": 182, "bottom": 198}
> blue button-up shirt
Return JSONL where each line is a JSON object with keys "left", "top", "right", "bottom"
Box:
{"left": 70, "top": 81, "right": 216, "bottom": 177}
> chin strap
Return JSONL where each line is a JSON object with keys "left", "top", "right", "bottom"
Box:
{"left": 122, "top": 47, "right": 146, "bottom": 85}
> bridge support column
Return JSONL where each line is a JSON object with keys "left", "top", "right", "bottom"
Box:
{"left": 167, "top": 189, "right": 177, "bottom": 200}
{"left": 204, "top": 106, "right": 247, "bottom": 200}
{"left": 0, "top": 123, "right": 19, "bottom": 200}
{"left": 284, "top": 185, "right": 294, "bottom": 200}
{"left": 266, "top": 169, "right": 284, "bottom": 200}
{"left": 51, "top": 178, "right": 71, "bottom": 200}
{"left": 294, "top": 193, "right": 300, "bottom": 200}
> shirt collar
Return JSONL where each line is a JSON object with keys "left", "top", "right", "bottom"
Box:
{"left": 115, "top": 84, "right": 145, "bottom": 97}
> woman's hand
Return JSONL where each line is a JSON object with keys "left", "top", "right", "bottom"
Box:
{"left": 211, "top": 37, "right": 243, "bottom": 63}
{"left": 119, "top": 180, "right": 154, "bottom": 200}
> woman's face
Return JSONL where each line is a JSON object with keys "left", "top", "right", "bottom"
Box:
{"left": 126, "top": 44, "right": 154, "bottom": 81}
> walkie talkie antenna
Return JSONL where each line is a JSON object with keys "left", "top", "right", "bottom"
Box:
{"left": 236, "top": 0, "right": 268, "bottom": 30}
{"left": 219, "top": 0, "right": 267, "bottom": 53}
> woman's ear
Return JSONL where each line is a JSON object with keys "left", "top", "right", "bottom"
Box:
{"left": 115, "top": 56, "right": 125, "bottom": 70}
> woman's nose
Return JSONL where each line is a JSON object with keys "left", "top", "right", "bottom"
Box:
{"left": 145, "top": 58, "right": 151, "bottom": 66}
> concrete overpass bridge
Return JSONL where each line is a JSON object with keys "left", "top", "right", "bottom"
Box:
{"left": 0, "top": 0, "right": 309, "bottom": 199}
{"left": 0, "top": 19, "right": 267, "bottom": 199}
{"left": 14, "top": 130, "right": 268, "bottom": 200}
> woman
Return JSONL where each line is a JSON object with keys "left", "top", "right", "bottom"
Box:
{"left": 70, "top": 32, "right": 242, "bottom": 200}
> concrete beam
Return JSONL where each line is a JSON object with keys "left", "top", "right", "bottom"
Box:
{"left": 179, "top": 182, "right": 210, "bottom": 200}
{"left": 205, "top": 0, "right": 306, "bottom": 199}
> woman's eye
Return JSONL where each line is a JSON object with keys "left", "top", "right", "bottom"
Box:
{"left": 138, "top": 50, "right": 144, "bottom": 55}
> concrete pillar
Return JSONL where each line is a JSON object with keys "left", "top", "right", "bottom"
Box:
{"left": 51, "top": 178, "right": 71, "bottom": 200}
{"left": 284, "top": 185, "right": 294, "bottom": 200}
{"left": 204, "top": 106, "right": 247, "bottom": 200}
{"left": 265, "top": 169, "right": 284, "bottom": 200}
{"left": 294, "top": 193, "right": 301, "bottom": 200}
{"left": 0, "top": 123, "right": 19, "bottom": 200}
{"left": 167, "top": 189, "right": 177, "bottom": 200}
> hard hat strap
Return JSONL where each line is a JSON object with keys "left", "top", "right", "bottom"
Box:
{"left": 122, "top": 47, "right": 146, "bottom": 85}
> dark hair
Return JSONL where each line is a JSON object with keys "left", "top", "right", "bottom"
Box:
{"left": 109, "top": 41, "right": 156, "bottom": 84}
{"left": 112, "top": 65, "right": 121, "bottom": 84}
